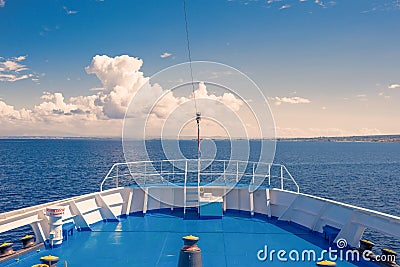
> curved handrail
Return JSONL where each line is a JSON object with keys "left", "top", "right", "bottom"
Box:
{"left": 99, "top": 159, "right": 300, "bottom": 193}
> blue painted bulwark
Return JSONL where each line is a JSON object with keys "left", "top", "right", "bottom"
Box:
{"left": 323, "top": 225, "right": 340, "bottom": 245}
{"left": 199, "top": 202, "right": 223, "bottom": 218}
{"left": 44, "top": 240, "right": 62, "bottom": 249}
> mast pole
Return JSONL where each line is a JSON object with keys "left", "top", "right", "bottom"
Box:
{"left": 183, "top": 0, "right": 201, "bottom": 188}
{"left": 196, "top": 112, "right": 201, "bottom": 186}
{"left": 196, "top": 112, "right": 201, "bottom": 157}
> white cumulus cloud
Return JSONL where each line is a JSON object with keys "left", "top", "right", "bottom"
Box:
{"left": 388, "top": 83, "right": 400, "bottom": 89}
{"left": 85, "top": 54, "right": 148, "bottom": 118}
{"left": 0, "top": 100, "right": 31, "bottom": 120}
{"left": 0, "top": 54, "right": 246, "bottom": 137}
{"left": 194, "top": 82, "right": 243, "bottom": 112}
{"left": 160, "top": 52, "right": 172, "bottom": 58}
{"left": 279, "top": 5, "right": 291, "bottom": 10}
{"left": 0, "top": 56, "right": 36, "bottom": 82}
{"left": 273, "top": 96, "right": 311, "bottom": 106}
{"left": 63, "top": 6, "right": 78, "bottom": 15}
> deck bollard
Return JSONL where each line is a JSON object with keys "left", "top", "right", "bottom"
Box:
{"left": 178, "top": 235, "right": 202, "bottom": 267}
{"left": 0, "top": 242, "right": 14, "bottom": 257}
{"left": 381, "top": 249, "right": 398, "bottom": 266}
{"left": 359, "top": 239, "right": 374, "bottom": 251}
{"left": 21, "top": 235, "right": 35, "bottom": 248}
{"left": 316, "top": 260, "right": 336, "bottom": 266}
{"left": 40, "top": 255, "right": 60, "bottom": 267}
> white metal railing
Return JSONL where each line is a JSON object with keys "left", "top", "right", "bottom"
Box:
{"left": 183, "top": 160, "right": 188, "bottom": 211}
{"left": 100, "top": 159, "right": 300, "bottom": 193}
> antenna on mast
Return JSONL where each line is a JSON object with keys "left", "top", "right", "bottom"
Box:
{"left": 196, "top": 111, "right": 201, "bottom": 158}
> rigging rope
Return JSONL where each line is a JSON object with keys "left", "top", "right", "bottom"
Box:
{"left": 183, "top": 0, "right": 198, "bottom": 113}
{"left": 183, "top": 0, "right": 201, "bottom": 158}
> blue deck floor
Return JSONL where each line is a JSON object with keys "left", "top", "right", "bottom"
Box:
{"left": 2, "top": 212, "right": 364, "bottom": 267}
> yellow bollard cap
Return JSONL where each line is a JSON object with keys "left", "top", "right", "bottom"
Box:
{"left": 21, "top": 235, "right": 34, "bottom": 240}
{"left": 32, "top": 265, "right": 49, "bottom": 267}
{"left": 0, "top": 242, "right": 12, "bottom": 247}
{"left": 360, "top": 239, "right": 374, "bottom": 245}
{"left": 382, "top": 248, "right": 398, "bottom": 255}
{"left": 40, "top": 255, "right": 60, "bottom": 261}
{"left": 183, "top": 235, "right": 199, "bottom": 241}
{"left": 316, "top": 260, "right": 337, "bottom": 266}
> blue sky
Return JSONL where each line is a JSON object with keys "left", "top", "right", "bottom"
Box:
{"left": 0, "top": 0, "right": 399, "bottom": 137}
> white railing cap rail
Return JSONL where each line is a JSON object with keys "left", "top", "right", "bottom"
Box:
{"left": 99, "top": 159, "right": 299, "bottom": 193}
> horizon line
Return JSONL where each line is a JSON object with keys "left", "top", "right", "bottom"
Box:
{"left": 0, "top": 134, "right": 399, "bottom": 141}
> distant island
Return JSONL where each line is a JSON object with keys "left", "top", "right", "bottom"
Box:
{"left": 277, "top": 135, "right": 400, "bottom": 143}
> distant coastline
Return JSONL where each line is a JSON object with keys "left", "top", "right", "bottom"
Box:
{"left": 0, "top": 135, "right": 399, "bottom": 142}
{"left": 277, "top": 135, "right": 400, "bottom": 143}
{"left": 0, "top": 136, "right": 120, "bottom": 140}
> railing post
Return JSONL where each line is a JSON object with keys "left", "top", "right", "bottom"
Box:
{"left": 100, "top": 163, "right": 118, "bottom": 192}
{"left": 236, "top": 161, "right": 239, "bottom": 183}
{"left": 184, "top": 160, "right": 188, "bottom": 214}
{"left": 197, "top": 158, "right": 200, "bottom": 186}
{"left": 144, "top": 162, "right": 147, "bottom": 185}
{"left": 116, "top": 165, "right": 119, "bottom": 188}
{"left": 283, "top": 165, "right": 300, "bottom": 193}
{"left": 280, "top": 165, "right": 283, "bottom": 190}
{"left": 252, "top": 163, "right": 255, "bottom": 185}
{"left": 223, "top": 161, "right": 226, "bottom": 184}
{"left": 268, "top": 164, "right": 271, "bottom": 186}
{"left": 211, "top": 161, "right": 213, "bottom": 182}
{"left": 184, "top": 160, "right": 188, "bottom": 185}
{"left": 160, "top": 161, "right": 163, "bottom": 184}
{"left": 172, "top": 161, "right": 175, "bottom": 181}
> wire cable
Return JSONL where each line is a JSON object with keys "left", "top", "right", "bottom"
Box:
{"left": 183, "top": 0, "right": 198, "bottom": 113}
{"left": 183, "top": 0, "right": 201, "bottom": 162}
